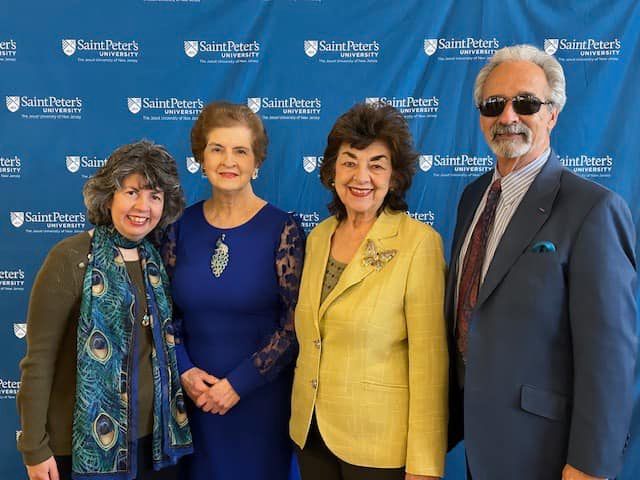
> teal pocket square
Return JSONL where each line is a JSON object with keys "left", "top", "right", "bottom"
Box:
{"left": 531, "top": 241, "right": 556, "bottom": 253}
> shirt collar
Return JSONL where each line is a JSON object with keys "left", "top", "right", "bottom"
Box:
{"left": 491, "top": 148, "right": 550, "bottom": 205}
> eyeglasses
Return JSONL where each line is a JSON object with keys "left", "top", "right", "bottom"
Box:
{"left": 477, "top": 94, "right": 553, "bottom": 117}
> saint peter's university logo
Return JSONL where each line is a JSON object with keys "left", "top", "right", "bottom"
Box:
{"left": 544, "top": 39, "right": 559, "bottom": 55}
{"left": 184, "top": 41, "right": 198, "bottom": 58}
{"left": 128, "top": 97, "right": 142, "bottom": 114}
{"left": 303, "top": 156, "right": 317, "bottom": 173}
{"left": 62, "top": 39, "right": 76, "bottom": 56}
{"left": 13, "top": 323, "right": 27, "bottom": 339}
{"left": 66, "top": 156, "right": 81, "bottom": 173}
{"left": 424, "top": 39, "right": 438, "bottom": 56}
{"left": 6, "top": 96, "right": 20, "bottom": 113}
{"left": 419, "top": 155, "right": 434, "bottom": 172}
{"left": 365, "top": 97, "right": 380, "bottom": 105}
{"left": 304, "top": 40, "right": 318, "bottom": 58}
{"left": 10, "top": 212, "right": 24, "bottom": 228}
{"left": 247, "top": 97, "right": 261, "bottom": 113}
{"left": 186, "top": 156, "right": 200, "bottom": 174}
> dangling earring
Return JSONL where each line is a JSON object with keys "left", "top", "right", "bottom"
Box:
{"left": 330, "top": 181, "right": 335, "bottom": 188}
{"left": 252, "top": 168, "right": 259, "bottom": 180}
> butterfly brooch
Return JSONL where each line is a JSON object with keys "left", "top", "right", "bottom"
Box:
{"left": 362, "top": 240, "right": 397, "bottom": 271}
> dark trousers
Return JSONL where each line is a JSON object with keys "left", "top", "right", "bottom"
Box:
{"left": 296, "top": 415, "right": 405, "bottom": 480}
{"left": 55, "top": 435, "right": 178, "bottom": 480}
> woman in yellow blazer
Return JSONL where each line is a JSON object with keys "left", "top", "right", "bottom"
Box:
{"left": 290, "top": 102, "right": 448, "bottom": 480}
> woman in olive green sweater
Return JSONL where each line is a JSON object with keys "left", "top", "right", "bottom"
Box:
{"left": 17, "top": 140, "right": 192, "bottom": 480}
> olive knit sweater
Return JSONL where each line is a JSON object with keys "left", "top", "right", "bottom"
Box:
{"left": 17, "top": 232, "right": 154, "bottom": 465}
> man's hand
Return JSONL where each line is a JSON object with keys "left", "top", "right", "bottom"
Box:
{"left": 180, "top": 367, "right": 218, "bottom": 406}
{"left": 562, "top": 464, "right": 605, "bottom": 480}
{"left": 26, "top": 456, "right": 59, "bottom": 480}
{"left": 195, "top": 378, "right": 240, "bottom": 415}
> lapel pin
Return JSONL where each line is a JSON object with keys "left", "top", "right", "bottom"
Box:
{"left": 538, "top": 207, "right": 546, "bottom": 214}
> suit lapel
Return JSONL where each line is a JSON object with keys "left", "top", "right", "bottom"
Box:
{"left": 476, "top": 152, "right": 563, "bottom": 307}
{"left": 318, "top": 210, "right": 401, "bottom": 321}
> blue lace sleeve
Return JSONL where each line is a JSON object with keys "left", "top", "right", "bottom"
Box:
{"left": 159, "top": 223, "right": 193, "bottom": 372}
{"left": 251, "top": 214, "right": 305, "bottom": 381}
{"left": 160, "top": 223, "right": 178, "bottom": 280}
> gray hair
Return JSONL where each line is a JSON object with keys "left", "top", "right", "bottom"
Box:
{"left": 83, "top": 140, "right": 185, "bottom": 230}
{"left": 473, "top": 44, "right": 566, "bottom": 113}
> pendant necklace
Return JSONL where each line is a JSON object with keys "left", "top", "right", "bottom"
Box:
{"left": 117, "top": 246, "right": 151, "bottom": 326}
{"left": 211, "top": 233, "right": 230, "bottom": 278}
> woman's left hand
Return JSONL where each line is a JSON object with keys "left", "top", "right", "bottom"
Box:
{"left": 195, "top": 378, "right": 240, "bottom": 415}
{"left": 405, "top": 475, "right": 440, "bottom": 480}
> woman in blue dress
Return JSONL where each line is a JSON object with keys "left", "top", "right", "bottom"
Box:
{"left": 163, "top": 101, "right": 305, "bottom": 480}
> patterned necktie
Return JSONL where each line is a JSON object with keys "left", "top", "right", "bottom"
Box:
{"left": 456, "top": 178, "right": 502, "bottom": 359}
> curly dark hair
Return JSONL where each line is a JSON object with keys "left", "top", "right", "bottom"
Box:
{"left": 83, "top": 140, "right": 185, "bottom": 230}
{"left": 319, "top": 102, "right": 418, "bottom": 221}
{"left": 191, "top": 101, "right": 268, "bottom": 167}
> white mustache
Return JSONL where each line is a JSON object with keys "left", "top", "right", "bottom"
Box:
{"left": 492, "top": 123, "right": 531, "bottom": 140}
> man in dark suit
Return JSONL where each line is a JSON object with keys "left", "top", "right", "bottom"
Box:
{"left": 446, "top": 44, "right": 637, "bottom": 480}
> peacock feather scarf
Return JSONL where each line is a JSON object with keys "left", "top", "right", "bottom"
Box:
{"left": 73, "top": 225, "right": 192, "bottom": 479}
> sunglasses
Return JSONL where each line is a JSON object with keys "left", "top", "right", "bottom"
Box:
{"left": 478, "top": 94, "right": 553, "bottom": 117}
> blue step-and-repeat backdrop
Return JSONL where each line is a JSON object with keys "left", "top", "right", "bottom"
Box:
{"left": 1, "top": 1, "right": 639, "bottom": 478}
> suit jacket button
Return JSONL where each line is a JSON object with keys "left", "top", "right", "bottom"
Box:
{"left": 311, "top": 379, "right": 318, "bottom": 389}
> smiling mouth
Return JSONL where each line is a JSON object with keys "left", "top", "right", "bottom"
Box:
{"left": 218, "top": 172, "right": 239, "bottom": 178}
{"left": 348, "top": 186, "right": 373, "bottom": 197}
{"left": 495, "top": 132, "right": 524, "bottom": 140}
{"left": 127, "top": 215, "right": 149, "bottom": 226}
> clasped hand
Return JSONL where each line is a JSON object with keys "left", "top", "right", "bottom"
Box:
{"left": 180, "top": 367, "right": 240, "bottom": 415}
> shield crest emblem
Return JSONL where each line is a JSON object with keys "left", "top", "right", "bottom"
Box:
{"left": 62, "top": 39, "right": 77, "bottom": 56}
{"left": 544, "top": 39, "right": 559, "bottom": 55}
{"left": 6, "top": 96, "right": 20, "bottom": 113}
{"left": 127, "top": 97, "right": 142, "bottom": 114}
{"left": 10, "top": 212, "right": 24, "bottom": 228}
{"left": 184, "top": 41, "right": 199, "bottom": 58}
{"left": 419, "top": 155, "right": 434, "bottom": 172}
{"left": 186, "top": 156, "right": 200, "bottom": 174}
{"left": 66, "top": 155, "right": 81, "bottom": 173}
{"left": 424, "top": 39, "right": 438, "bottom": 56}
{"left": 247, "top": 97, "right": 261, "bottom": 113}
{"left": 304, "top": 40, "right": 318, "bottom": 58}
{"left": 365, "top": 97, "right": 380, "bottom": 105}
{"left": 13, "top": 323, "right": 27, "bottom": 339}
{"left": 303, "top": 156, "right": 317, "bottom": 173}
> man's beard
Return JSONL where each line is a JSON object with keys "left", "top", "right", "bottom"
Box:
{"left": 487, "top": 123, "right": 533, "bottom": 158}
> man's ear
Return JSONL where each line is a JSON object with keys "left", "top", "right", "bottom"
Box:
{"left": 547, "top": 106, "right": 559, "bottom": 133}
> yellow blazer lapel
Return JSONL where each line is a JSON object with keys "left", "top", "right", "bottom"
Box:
{"left": 318, "top": 210, "right": 401, "bottom": 321}
{"left": 307, "top": 217, "right": 337, "bottom": 330}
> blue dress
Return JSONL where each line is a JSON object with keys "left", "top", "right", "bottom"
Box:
{"left": 163, "top": 201, "right": 305, "bottom": 480}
